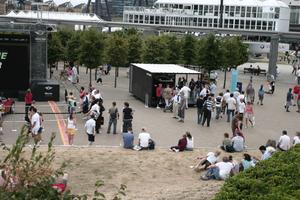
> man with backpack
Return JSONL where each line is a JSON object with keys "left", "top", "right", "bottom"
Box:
{"left": 107, "top": 102, "right": 119, "bottom": 134}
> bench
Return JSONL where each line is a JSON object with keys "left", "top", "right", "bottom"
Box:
{"left": 243, "top": 68, "right": 267, "bottom": 76}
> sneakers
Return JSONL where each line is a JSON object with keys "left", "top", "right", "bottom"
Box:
{"left": 200, "top": 175, "right": 209, "bottom": 181}
{"left": 175, "top": 149, "right": 179, "bottom": 152}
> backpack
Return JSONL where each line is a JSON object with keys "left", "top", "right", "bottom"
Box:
{"left": 110, "top": 108, "right": 118, "bottom": 119}
{"left": 148, "top": 139, "right": 155, "bottom": 150}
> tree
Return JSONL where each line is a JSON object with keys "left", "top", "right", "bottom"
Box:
{"left": 48, "top": 33, "right": 64, "bottom": 78}
{"left": 162, "top": 35, "right": 182, "bottom": 64}
{"left": 56, "top": 28, "right": 73, "bottom": 67}
{"left": 66, "top": 31, "right": 82, "bottom": 64}
{"left": 222, "top": 37, "right": 248, "bottom": 88}
{"left": 79, "top": 29, "right": 105, "bottom": 87}
{"left": 182, "top": 34, "right": 196, "bottom": 66}
{"left": 105, "top": 32, "right": 128, "bottom": 88}
{"left": 143, "top": 36, "right": 167, "bottom": 64}
{"left": 127, "top": 34, "right": 143, "bottom": 66}
{"left": 197, "top": 34, "right": 223, "bottom": 77}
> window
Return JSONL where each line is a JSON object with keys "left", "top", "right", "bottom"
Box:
{"left": 161, "top": 16, "right": 165, "bottom": 24}
{"left": 194, "top": 5, "right": 198, "bottom": 12}
{"left": 224, "top": 19, "right": 228, "bottom": 28}
{"left": 134, "top": 15, "right": 138, "bottom": 23}
{"left": 234, "top": 19, "right": 239, "bottom": 28}
{"left": 230, "top": 6, "right": 234, "bottom": 17}
{"left": 209, "top": 18, "right": 213, "bottom": 27}
{"left": 262, "top": 21, "right": 267, "bottom": 30}
{"left": 251, "top": 20, "right": 256, "bottom": 29}
{"left": 246, "top": 20, "right": 250, "bottom": 29}
{"left": 214, "top": 18, "right": 218, "bottom": 27}
{"left": 198, "top": 18, "right": 203, "bottom": 26}
{"left": 139, "top": 15, "right": 144, "bottom": 23}
{"left": 204, "top": 5, "right": 208, "bottom": 15}
{"left": 269, "top": 13, "right": 274, "bottom": 19}
{"left": 229, "top": 19, "right": 234, "bottom": 28}
{"left": 129, "top": 14, "right": 133, "bottom": 23}
{"left": 240, "top": 20, "right": 245, "bottom": 29}
{"left": 199, "top": 5, "right": 203, "bottom": 15}
{"left": 268, "top": 21, "right": 273, "bottom": 30}
{"left": 275, "top": 7, "right": 280, "bottom": 19}
{"left": 257, "top": 21, "right": 261, "bottom": 30}
{"left": 179, "top": 4, "right": 183, "bottom": 9}
{"left": 155, "top": 16, "right": 160, "bottom": 24}
{"left": 214, "top": 5, "right": 219, "bottom": 16}
{"left": 236, "top": 6, "right": 240, "bottom": 16}
{"left": 203, "top": 18, "right": 208, "bottom": 27}
{"left": 257, "top": 7, "right": 262, "bottom": 18}
{"left": 225, "top": 6, "right": 229, "bottom": 15}
{"left": 241, "top": 7, "right": 245, "bottom": 17}
{"left": 150, "top": 16, "right": 154, "bottom": 24}
{"left": 145, "top": 15, "right": 149, "bottom": 23}
{"left": 209, "top": 5, "right": 213, "bottom": 13}
{"left": 252, "top": 7, "right": 257, "bottom": 18}
{"left": 246, "top": 7, "right": 251, "bottom": 17}
{"left": 174, "top": 4, "right": 178, "bottom": 9}
{"left": 184, "top": 6, "right": 191, "bottom": 10}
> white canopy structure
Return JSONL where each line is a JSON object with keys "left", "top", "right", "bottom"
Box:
{"left": 131, "top": 63, "right": 201, "bottom": 74}
{"left": 4, "top": 10, "right": 103, "bottom": 24}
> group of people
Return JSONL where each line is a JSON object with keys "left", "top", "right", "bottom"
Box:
{"left": 285, "top": 84, "right": 300, "bottom": 112}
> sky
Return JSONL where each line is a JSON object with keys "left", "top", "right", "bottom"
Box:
{"left": 53, "top": 0, "right": 92, "bottom": 6}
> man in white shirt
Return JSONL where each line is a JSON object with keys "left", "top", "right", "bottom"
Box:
{"left": 232, "top": 135, "right": 244, "bottom": 152}
{"left": 200, "top": 85, "right": 209, "bottom": 98}
{"left": 223, "top": 90, "right": 231, "bottom": 103}
{"left": 238, "top": 98, "right": 246, "bottom": 128}
{"left": 226, "top": 93, "right": 236, "bottom": 122}
{"left": 293, "top": 132, "right": 300, "bottom": 146}
{"left": 172, "top": 90, "right": 181, "bottom": 119}
{"left": 138, "top": 127, "right": 151, "bottom": 149}
{"left": 278, "top": 130, "right": 291, "bottom": 151}
{"left": 179, "top": 85, "right": 191, "bottom": 108}
{"left": 201, "top": 156, "right": 233, "bottom": 180}
{"left": 85, "top": 114, "right": 96, "bottom": 145}
{"left": 30, "top": 107, "right": 41, "bottom": 144}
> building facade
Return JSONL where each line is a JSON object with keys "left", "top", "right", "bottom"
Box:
{"left": 123, "top": 0, "right": 290, "bottom": 32}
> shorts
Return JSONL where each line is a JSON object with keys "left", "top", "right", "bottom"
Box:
{"left": 87, "top": 134, "right": 95, "bottom": 142}
{"left": 67, "top": 128, "right": 76, "bottom": 135}
{"left": 244, "top": 113, "right": 253, "bottom": 119}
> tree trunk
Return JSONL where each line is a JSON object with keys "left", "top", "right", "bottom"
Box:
{"left": 114, "top": 67, "right": 118, "bottom": 88}
{"left": 95, "top": 68, "right": 97, "bottom": 80}
{"left": 89, "top": 68, "right": 92, "bottom": 88}
{"left": 223, "top": 69, "right": 227, "bottom": 89}
{"left": 86, "top": 66, "right": 88, "bottom": 74}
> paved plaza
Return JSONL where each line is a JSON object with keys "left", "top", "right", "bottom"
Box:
{"left": 1, "top": 62, "right": 299, "bottom": 149}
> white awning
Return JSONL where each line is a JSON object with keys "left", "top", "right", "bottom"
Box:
{"left": 131, "top": 63, "right": 201, "bottom": 74}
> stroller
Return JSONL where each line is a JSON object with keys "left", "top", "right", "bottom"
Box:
{"left": 163, "top": 99, "right": 173, "bottom": 112}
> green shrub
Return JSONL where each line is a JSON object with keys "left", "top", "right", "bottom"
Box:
{"left": 214, "top": 145, "right": 300, "bottom": 200}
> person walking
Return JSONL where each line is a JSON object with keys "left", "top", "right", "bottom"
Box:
{"left": 85, "top": 114, "right": 96, "bottom": 145}
{"left": 226, "top": 93, "right": 236, "bottom": 122}
{"left": 24, "top": 89, "right": 33, "bottom": 122}
{"left": 202, "top": 96, "right": 214, "bottom": 127}
{"left": 178, "top": 92, "right": 186, "bottom": 122}
{"left": 245, "top": 102, "right": 254, "bottom": 128}
{"left": 30, "top": 107, "right": 41, "bottom": 145}
{"left": 215, "top": 93, "right": 223, "bottom": 120}
{"left": 66, "top": 112, "right": 76, "bottom": 145}
{"left": 122, "top": 102, "right": 133, "bottom": 132}
{"left": 246, "top": 83, "right": 255, "bottom": 103}
{"left": 172, "top": 90, "right": 180, "bottom": 119}
{"left": 96, "top": 101, "right": 105, "bottom": 134}
{"left": 257, "top": 85, "right": 265, "bottom": 105}
{"left": 196, "top": 95, "right": 205, "bottom": 124}
{"left": 155, "top": 84, "right": 163, "bottom": 109}
{"left": 107, "top": 102, "right": 119, "bottom": 134}
{"left": 285, "top": 88, "right": 293, "bottom": 112}
{"left": 162, "top": 84, "right": 173, "bottom": 112}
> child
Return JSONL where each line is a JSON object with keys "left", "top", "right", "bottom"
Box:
{"left": 244, "top": 102, "right": 254, "bottom": 128}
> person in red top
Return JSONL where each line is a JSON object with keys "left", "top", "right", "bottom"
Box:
{"left": 155, "top": 83, "right": 162, "bottom": 108}
{"left": 170, "top": 134, "right": 187, "bottom": 152}
{"left": 293, "top": 85, "right": 300, "bottom": 106}
{"left": 24, "top": 89, "right": 33, "bottom": 122}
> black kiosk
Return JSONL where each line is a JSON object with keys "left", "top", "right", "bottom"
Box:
{"left": 129, "top": 63, "right": 201, "bottom": 107}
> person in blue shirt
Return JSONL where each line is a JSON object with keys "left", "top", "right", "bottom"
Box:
{"left": 123, "top": 127, "right": 134, "bottom": 149}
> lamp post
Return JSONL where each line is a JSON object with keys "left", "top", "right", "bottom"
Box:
{"left": 219, "top": 0, "right": 224, "bottom": 28}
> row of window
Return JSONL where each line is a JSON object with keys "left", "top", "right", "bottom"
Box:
{"left": 124, "top": 14, "right": 276, "bottom": 30}
{"left": 156, "top": 4, "right": 280, "bottom": 19}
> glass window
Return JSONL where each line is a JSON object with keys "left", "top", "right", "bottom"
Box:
{"left": 224, "top": 19, "right": 229, "bottom": 28}
{"left": 161, "top": 16, "right": 165, "bottom": 24}
{"left": 229, "top": 19, "right": 234, "bottom": 28}
{"left": 268, "top": 21, "right": 273, "bottom": 30}
{"left": 155, "top": 16, "right": 160, "bottom": 24}
{"left": 236, "top": 6, "right": 240, "bottom": 16}
{"left": 184, "top": 6, "right": 191, "bottom": 10}
{"left": 150, "top": 16, "right": 154, "bottom": 24}
{"left": 257, "top": 20, "right": 262, "bottom": 30}
{"left": 262, "top": 21, "right": 267, "bottom": 30}
{"left": 246, "top": 7, "right": 251, "bottom": 17}
{"left": 214, "top": 6, "right": 219, "bottom": 16}
{"left": 225, "top": 6, "right": 229, "bottom": 15}
{"left": 214, "top": 18, "right": 218, "bottom": 27}
{"left": 269, "top": 13, "right": 274, "bottom": 19}
{"left": 193, "top": 17, "right": 197, "bottom": 26}
{"left": 240, "top": 20, "right": 245, "bottom": 29}
{"left": 198, "top": 18, "right": 203, "bottom": 26}
{"left": 203, "top": 18, "right": 208, "bottom": 27}
{"left": 179, "top": 4, "right": 183, "bottom": 9}
{"left": 204, "top": 5, "right": 208, "bottom": 15}
{"left": 129, "top": 14, "right": 133, "bottom": 23}
{"left": 199, "top": 5, "right": 203, "bottom": 15}
{"left": 145, "top": 15, "right": 149, "bottom": 23}
{"left": 230, "top": 6, "right": 234, "bottom": 16}
{"left": 194, "top": 5, "right": 198, "bottom": 12}
{"left": 234, "top": 19, "right": 239, "bottom": 28}
{"left": 241, "top": 7, "right": 245, "bottom": 17}
{"left": 252, "top": 7, "right": 257, "bottom": 18}
{"left": 246, "top": 20, "right": 250, "bottom": 29}
{"left": 209, "top": 18, "right": 213, "bottom": 27}
{"left": 251, "top": 20, "right": 256, "bottom": 29}
{"left": 174, "top": 4, "right": 178, "bottom": 9}
{"left": 209, "top": 5, "right": 213, "bottom": 13}
{"left": 257, "top": 7, "right": 262, "bottom": 18}
{"left": 275, "top": 7, "right": 280, "bottom": 19}
{"left": 139, "top": 15, "right": 143, "bottom": 23}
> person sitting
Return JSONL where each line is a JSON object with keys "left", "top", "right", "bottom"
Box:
{"left": 123, "top": 127, "right": 134, "bottom": 149}
{"left": 220, "top": 133, "right": 234, "bottom": 152}
{"left": 228, "top": 155, "right": 239, "bottom": 175}
{"left": 170, "top": 134, "right": 187, "bottom": 152}
{"left": 51, "top": 173, "right": 69, "bottom": 194}
{"left": 185, "top": 132, "right": 194, "bottom": 151}
{"left": 254, "top": 145, "right": 276, "bottom": 161}
{"left": 240, "top": 153, "right": 255, "bottom": 171}
{"left": 192, "top": 151, "right": 221, "bottom": 172}
{"left": 137, "top": 127, "right": 151, "bottom": 150}
{"left": 201, "top": 156, "right": 234, "bottom": 180}
{"left": 232, "top": 132, "right": 245, "bottom": 152}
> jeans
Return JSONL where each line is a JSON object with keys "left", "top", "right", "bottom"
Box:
{"left": 215, "top": 107, "right": 222, "bottom": 119}
{"left": 25, "top": 103, "right": 31, "bottom": 122}
{"left": 123, "top": 119, "right": 132, "bottom": 133}
{"left": 205, "top": 167, "right": 221, "bottom": 180}
{"left": 197, "top": 108, "right": 203, "bottom": 124}
{"left": 107, "top": 118, "right": 117, "bottom": 134}
{"left": 202, "top": 110, "right": 212, "bottom": 127}
{"left": 227, "top": 109, "right": 235, "bottom": 122}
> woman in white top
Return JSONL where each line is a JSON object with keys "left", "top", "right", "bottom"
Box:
{"left": 66, "top": 113, "right": 76, "bottom": 145}
{"left": 185, "top": 132, "right": 194, "bottom": 151}
{"left": 293, "top": 132, "right": 300, "bottom": 146}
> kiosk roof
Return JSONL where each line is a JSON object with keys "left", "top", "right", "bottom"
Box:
{"left": 132, "top": 64, "right": 201, "bottom": 74}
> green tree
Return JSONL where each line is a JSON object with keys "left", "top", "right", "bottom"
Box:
{"left": 48, "top": 33, "right": 64, "bottom": 78}
{"left": 162, "top": 35, "right": 182, "bottom": 64}
{"left": 222, "top": 37, "right": 248, "bottom": 88}
{"left": 66, "top": 31, "right": 82, "bottom": 64}
{"left": 197, "top": 34, "right": 223, "bottom": 77}
{"left": 127, "top": 33, "right": 143, "bottom": 66}
{"left": 182, "top": 34, "right": 196, "bottom": 66}
{"left": 143, "top": 36, "right": 167, "bottom": 64}
{"left": 105, "top": 32, "right": 128, "bottom": 88}
{"left": 56, "top": 28, "right": 73, "bottom": 67}
{"left": 79, "top": 29, "right": 105, "bottom": 87}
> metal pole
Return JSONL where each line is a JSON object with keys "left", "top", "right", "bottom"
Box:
{"left": 219, "top": 0, "right": 224, "bottom": 28}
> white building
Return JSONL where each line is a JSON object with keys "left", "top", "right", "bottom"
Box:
{"left": 123, "top": 0, "right": 290, "bottom": 32}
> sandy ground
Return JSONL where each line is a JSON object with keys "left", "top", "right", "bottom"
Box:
{"left": 0, "top": 146, "right": 261, "bottom": 200}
